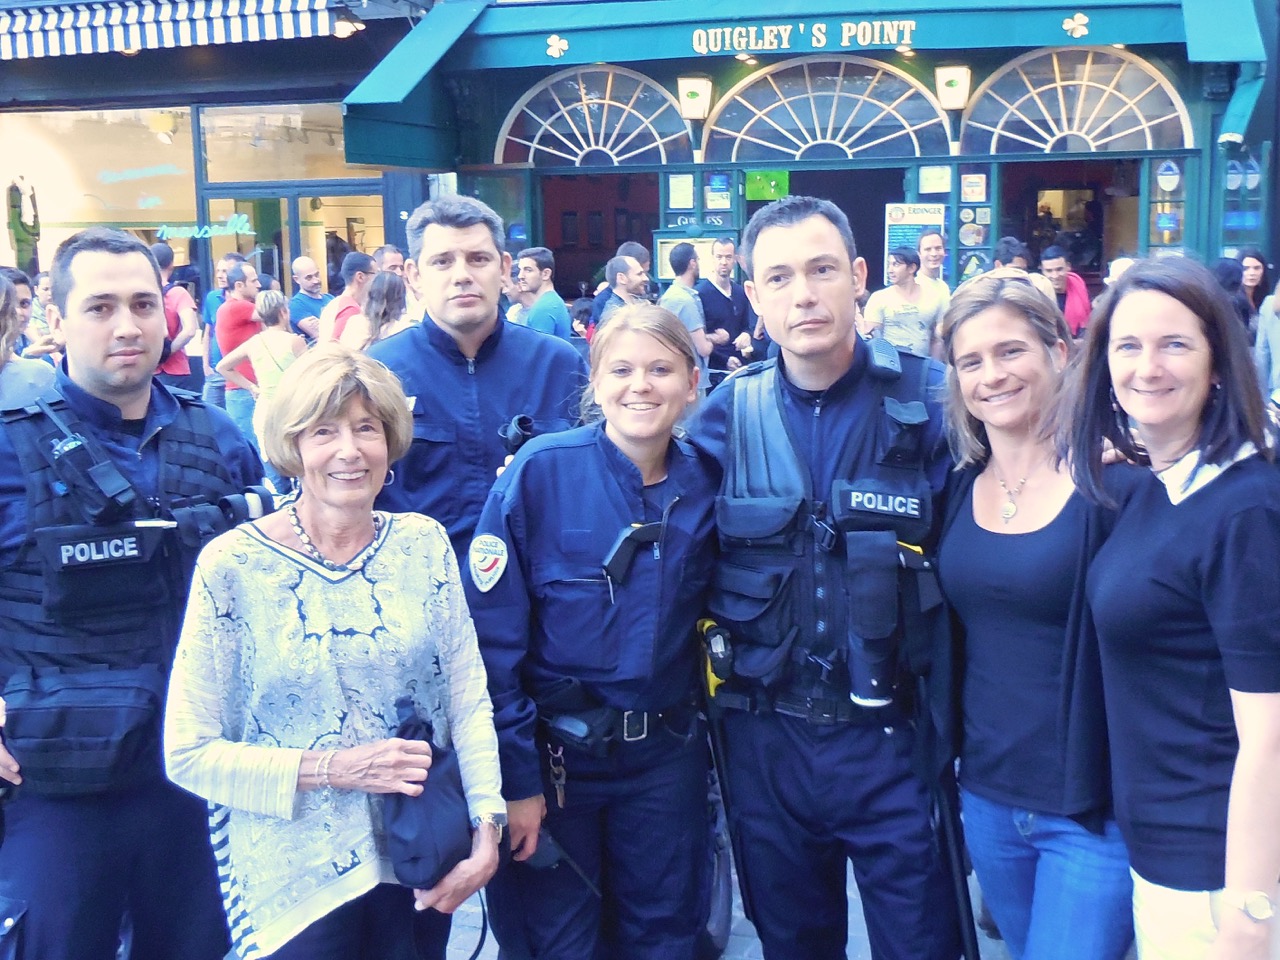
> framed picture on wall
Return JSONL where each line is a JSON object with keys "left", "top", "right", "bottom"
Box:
{"left": 561, "top": 211, "right": 578, "bottom": 248}
{"left": 587, "top": 211, "right": 604, "bottom": 247}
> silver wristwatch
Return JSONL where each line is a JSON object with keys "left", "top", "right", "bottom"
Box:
{"left": 1220, "top": 889, "right": 1277, "bottom": 923}
{"left": 471, "top": 813, "right": 506, "bottom": 845}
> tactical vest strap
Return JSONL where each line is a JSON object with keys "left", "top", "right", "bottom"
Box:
{"left": 731, "top": 366, "right": 808, "bottom": 501}
{"left": 158, "top": 396, "right": 236, "bottom": 504}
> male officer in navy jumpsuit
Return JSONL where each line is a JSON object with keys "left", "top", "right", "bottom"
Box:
{"left": 0, "top": 228, "right": 262, "bottom": 960}
{"left": 691, "top": 196, "right": 961, "bottom": 960}
{"left": 369, "top": 195, "right": 586, "bottom": 954}
{"left": 370, "top": 195, "right": 586, "bottom": 562}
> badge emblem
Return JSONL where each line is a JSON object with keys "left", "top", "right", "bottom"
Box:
{"left": 469, "top": 534, "right": 508, "bottom": 593}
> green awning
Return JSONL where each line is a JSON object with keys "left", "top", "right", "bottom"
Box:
{"left": 1181, "top": 0, "right": 1264, "bottom": 61}
{"left": 1218, "top": 72, "right": 1265, "bottom": 145}
{"left": 342, "top": 0, "right": 488, "bottom": 169}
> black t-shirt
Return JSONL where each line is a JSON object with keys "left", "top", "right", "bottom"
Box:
{"left": 695, "top": 278, "right": 756, "bottom": 379}
{"left": 939, "top": 489, "right": 1084, "bottom": 810}
{"left": 1088, "top": 454, "right": 1280, "bottom": 890}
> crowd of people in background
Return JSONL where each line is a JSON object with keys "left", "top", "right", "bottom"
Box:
{"left": 0, "top": 193, "right": 1277, "bottom": 960}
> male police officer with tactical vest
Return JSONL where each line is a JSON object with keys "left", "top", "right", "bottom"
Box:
{"left": 0, "top": 228, "right": 263, "bottom": 960}
{"left": 691, "top": 196, "right": 962, "bottom": 960}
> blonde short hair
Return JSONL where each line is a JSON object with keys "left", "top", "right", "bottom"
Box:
{"left": 260, "top": 344, "right": 413, "bottom": 478}
{"left": 253, "top": 289, "right": 287, "bottom": 327}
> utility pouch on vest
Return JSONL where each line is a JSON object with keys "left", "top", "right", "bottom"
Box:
{"left": 843, "top": 530, "right": 900, "bottom": 708}
{"left": 32, "top": 521, "right": 171, "bottom": 620}
{"left": 714, "top": 496, "right": 802, "bottom": 546}
{"left": 876, "top": 397, "right": 929, "bottom": 467}
{"left": 708, "top": 563, "right": 799, "bottom": 688}
{"left": 2, "top": 664, "right": 166, "bottom": 796}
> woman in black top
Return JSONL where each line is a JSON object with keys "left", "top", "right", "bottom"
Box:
{"left": 937, "top": 269, "right": 1135, "bottom": 960}
{"left": 1066, "top": 256, "right": 1280, "bottom": 960}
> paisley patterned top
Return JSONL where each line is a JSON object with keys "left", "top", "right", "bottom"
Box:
{"left": 164, "top": 511, "right": 503, "bottom": 959}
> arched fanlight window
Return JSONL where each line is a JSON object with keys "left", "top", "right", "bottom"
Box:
{"left": 960, "top": 47, "right": 1193, "bottom": 154}
{"left": 495, "top": 65, "right": 694, "bottom": 167}
{"left": 702, "top": 55, "right": 951, "bottom": 162}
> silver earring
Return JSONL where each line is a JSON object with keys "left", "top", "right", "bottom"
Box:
{"left": 385, "top": 469, "right": 396, "bottom": 485}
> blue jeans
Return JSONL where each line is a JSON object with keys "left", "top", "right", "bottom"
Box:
{"left": 223, "top": 388, "right": 258, "bottom": 453}
{"left": 961, "top": 788, "right": 1133, "bottom": 960}
{"left": 202, "top": 371, "right": 226, "bottom": 409}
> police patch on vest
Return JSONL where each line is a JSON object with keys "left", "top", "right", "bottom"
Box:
{"left": 845, "top": 489, "right": 922, "bottom": 519}
{"left": 34, "top": 522, "right": 166, "bottom": 572}
{"left": 469, "top": 534, "right": 508, "bottom": 593}
{"left": 60, "top": 535, "right": 141, "bottom": 567}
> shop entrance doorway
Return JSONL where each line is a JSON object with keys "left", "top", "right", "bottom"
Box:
{"left": 539, "top": 172, "right": 659, "bottom": 301}
{"left": 999, "top": 158, "right": 1142, "bottom": 292}
{"left": 748, "top": 167, "right": 907, "bottom": 290}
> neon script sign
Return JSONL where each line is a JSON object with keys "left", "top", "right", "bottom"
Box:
{"left": 157, "top": 213, "right": 255, "bottom": 241}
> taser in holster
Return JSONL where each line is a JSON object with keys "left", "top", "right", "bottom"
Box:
{"left": 698, "top": 618, "right": 734, "bottom": 698}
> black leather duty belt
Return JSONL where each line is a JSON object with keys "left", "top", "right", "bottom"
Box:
{"left": 770, "top": 692, "right": 895, "bottom": 726}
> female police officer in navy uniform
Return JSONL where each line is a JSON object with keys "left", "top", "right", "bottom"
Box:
{"left": 464, "top": 302, "right": 717, "bottom": 960}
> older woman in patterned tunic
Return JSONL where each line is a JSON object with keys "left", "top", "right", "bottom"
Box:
{"left": 163, "top": 344, "right": 504, "bottom": 960}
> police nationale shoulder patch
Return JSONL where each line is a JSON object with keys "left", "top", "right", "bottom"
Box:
{"left": 469, "top": 534, "right": 508, "bottom": 593}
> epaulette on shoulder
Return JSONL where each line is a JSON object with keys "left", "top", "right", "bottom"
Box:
{"left": 165, "top": 386, "right": 205, "bottom": 407}
{"left": 734, "top": 357, "right": 777, "bottom": 380}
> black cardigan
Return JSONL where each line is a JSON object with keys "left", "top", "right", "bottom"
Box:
{"left": 935, "top": 462, "right": 1142, "bottom": 819}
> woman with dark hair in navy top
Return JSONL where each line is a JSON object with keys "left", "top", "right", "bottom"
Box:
{"left": 936, "top": 269, "right": 1136, "bottom": 960}
{"left": 1066, "top": 256, "right": 1280, "bottom": 960}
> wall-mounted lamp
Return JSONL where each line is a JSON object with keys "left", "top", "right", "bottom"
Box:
{"left": 677, "top": 75, "right": 714, "bottom": 121}
{"left": 934, "top": 64, "right": 972, "bottom": 111}
{"left": 333, "top": 8, "right": 366, "bottom": 39}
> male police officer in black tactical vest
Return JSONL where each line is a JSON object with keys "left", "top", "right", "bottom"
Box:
{"left": 0, "top": 228, "right": 263, "bottom": 960}
{"left": 691, "top": 196, "right": 963, "bottom": 960}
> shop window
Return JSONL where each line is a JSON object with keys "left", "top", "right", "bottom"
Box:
{"left": 203, "top": 103, "right": 381, "bottom": 183}
{"left": 495, "top": 66, "right": 694, "bottom": 167}
{"left": 0, "top": 107, "right": 196, "bottom": 274}
{"left": 702, "top": 56, "right": 951, "bottom": 163}
{"left": 960, "top": 47, "right": 1193, "bottom": 156}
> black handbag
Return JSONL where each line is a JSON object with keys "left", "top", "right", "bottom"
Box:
{"left": 383, "top": 696, "right": 472, "bottom": 890}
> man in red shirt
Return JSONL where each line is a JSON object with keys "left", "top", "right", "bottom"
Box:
{"left": 318, "top": 252, "right": 378, "bottom": 343}
{"left": 215, "top": 262, "right": 262, "bottom": 448}
{"left": 150, "top": 242, "right": 200, "bottom": 392}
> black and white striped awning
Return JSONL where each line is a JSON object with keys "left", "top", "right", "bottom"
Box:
{"left": 0, "top": 0, "right": 338, "bottom": 60}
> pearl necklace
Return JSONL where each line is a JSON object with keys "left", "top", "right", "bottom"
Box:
{"left": 286, "top": 503, "right": 383, "bottom": 571}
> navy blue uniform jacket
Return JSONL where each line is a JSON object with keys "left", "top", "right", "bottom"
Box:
{"left": 464, "top": 422, "right": 718, "bottom": 801}
{"left": 370, "top": 317, "right": 587, "bottom": 559}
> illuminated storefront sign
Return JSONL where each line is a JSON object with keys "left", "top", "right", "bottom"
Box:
{"left": 690, "top": 20, "right": 918, "bottom": 55}
{"left": 157, "top": 213, "right": 255, "bottom": 240}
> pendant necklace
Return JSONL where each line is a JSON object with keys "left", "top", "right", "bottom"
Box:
{"left": 995, "top": 473, "right": 1028, "bottom": 523}
{"left": 286, "top": 503, "right": 383, "bottom": 571}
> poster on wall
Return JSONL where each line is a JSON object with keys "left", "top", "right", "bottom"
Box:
{"left": 883, "top": 203, "right": 947, "bottom": 285}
